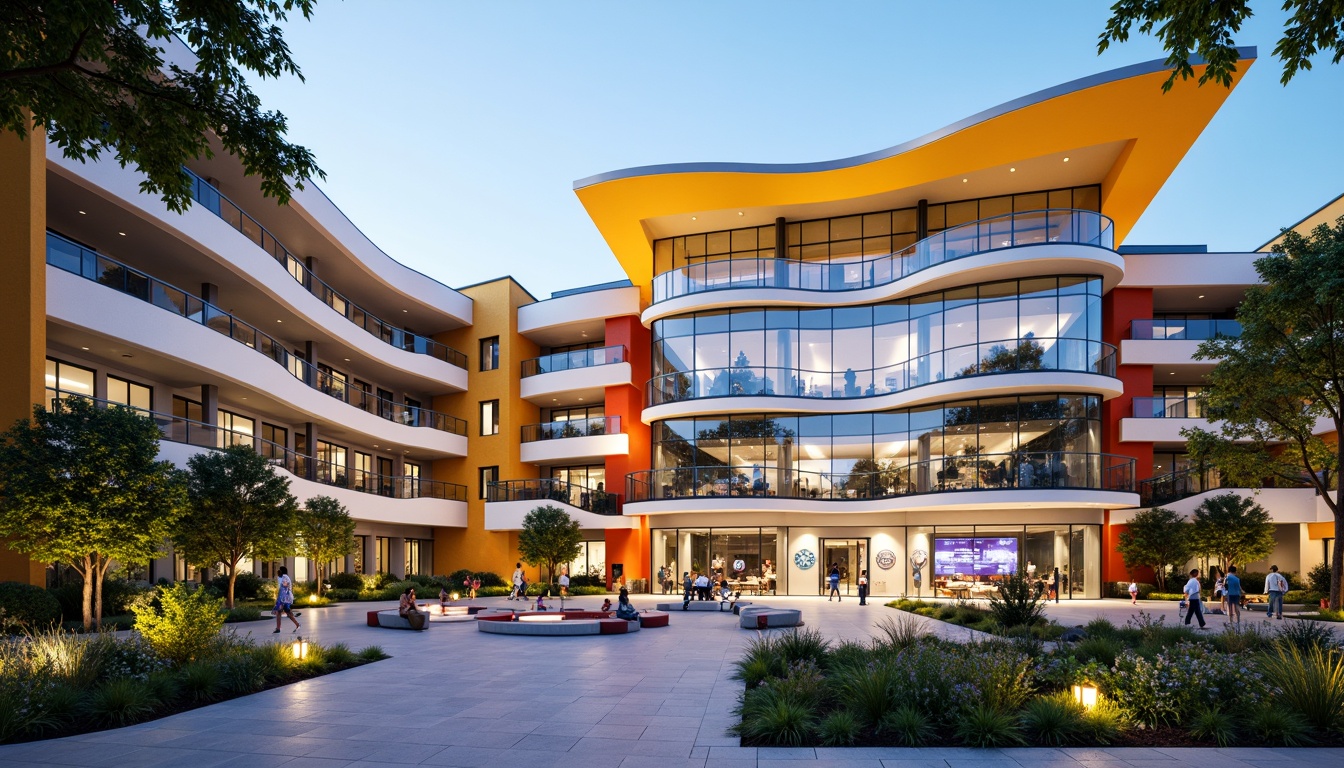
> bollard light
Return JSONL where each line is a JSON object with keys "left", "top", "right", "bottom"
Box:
{"left": 1071, "top": 683, "right": 1098, "bottom": 710}
{"left": 291, "top": 635, "right": 309, "bottom": 660}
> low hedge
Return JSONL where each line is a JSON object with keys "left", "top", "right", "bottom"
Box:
{"left": 0, "top": 581, "right": 62, "bottom": 632}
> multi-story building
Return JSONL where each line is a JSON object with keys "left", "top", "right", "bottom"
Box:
{"left": 0, "top": 45, "right": 1336, "bottom": 597}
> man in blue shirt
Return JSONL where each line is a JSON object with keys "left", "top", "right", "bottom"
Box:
{"left": 1224, "top": 565, "right": 1243, "bottom": 624}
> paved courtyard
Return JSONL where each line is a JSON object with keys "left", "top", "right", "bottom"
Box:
{"left": 1, "top": 594, "right": 1341, "bottom": 767}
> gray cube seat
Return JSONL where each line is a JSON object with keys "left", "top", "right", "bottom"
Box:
{"left": 738, "top": 606, "right": 802, "bottom": 629}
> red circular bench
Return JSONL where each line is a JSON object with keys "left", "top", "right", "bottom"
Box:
{"left": 638, "top": 611, "right": 670, "bottom": 628}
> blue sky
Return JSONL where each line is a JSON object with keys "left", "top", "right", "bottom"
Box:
{"left": 249, "top": 1, "right": 1344, "bottom": 298}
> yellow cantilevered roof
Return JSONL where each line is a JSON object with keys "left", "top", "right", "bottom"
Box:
{"left": 574, "top": 50, "right": 1255, "bottom": 301}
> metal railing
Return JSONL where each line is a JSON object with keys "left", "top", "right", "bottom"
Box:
{"left": 182, "top": 168, "right": 467, "bottom": 368}
{"left": 648, "top": 338, "right": 1116, "bottom": 405}
{"left": 652, "top": 209, "right": 1114, "bottom": 303}
{"left": 1137, "top": 467, "right": 1225, "bottom": 508}
{"left": 1129, "top": 319, "right": 1242, "bottom": 341}
{"left": 44, "top": 388, "right": 467, "bottom": 501}
{"left": 1132, "top": 396, "right": 1205, "bottom": 419}
{"left": 486, "top": 478, "right": 622, "bottom": 515}
{"left": 47, "top": 233, "right": 467, "bottom": 436}
{"left": 626, "top": 452, "right": 1136, "bottom": 503}
{"left": 520, "top": 416, "right": 621, "bottom": 443}
{"left": 521, "top": 345, "right": 626, "bottom": 378}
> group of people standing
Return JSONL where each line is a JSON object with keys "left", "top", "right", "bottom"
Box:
{"left": 1182, "top": 563, "right": 1290, "bottom": 628}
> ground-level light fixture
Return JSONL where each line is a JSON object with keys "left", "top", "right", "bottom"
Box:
{"left": 1071, "top": 683, "right": 1098, "bottom": 710}
{"left": 291, "top": 636, "right": 309, "bottom": 660}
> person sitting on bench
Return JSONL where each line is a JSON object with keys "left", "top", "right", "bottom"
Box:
{"left": 399, "top": 586, "right": 426, "bottom": 630}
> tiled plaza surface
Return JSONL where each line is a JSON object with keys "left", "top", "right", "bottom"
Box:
{"left": 2, "top": 594, "right": 1342, "bottom": 767}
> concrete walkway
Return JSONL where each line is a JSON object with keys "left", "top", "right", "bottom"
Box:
{"left": 1, "top": 595, "right": 1340, "bottom": 767}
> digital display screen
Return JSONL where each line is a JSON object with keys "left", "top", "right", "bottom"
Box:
{"left": 933, "top": 537, "right": 1019, "bottom": 577}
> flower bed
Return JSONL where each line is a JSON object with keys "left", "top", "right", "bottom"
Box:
{"left": 732, "top": 614, "right": 1344, "bottom": 748}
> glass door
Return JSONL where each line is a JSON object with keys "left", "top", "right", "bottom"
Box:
{"left": 818, "top": 538, "right": 869, "bottom": 595}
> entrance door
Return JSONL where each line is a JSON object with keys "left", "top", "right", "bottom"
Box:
{"left": 818, "top": 538, "right": 869, "bottom": 595}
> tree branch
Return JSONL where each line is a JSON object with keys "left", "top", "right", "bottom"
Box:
{"left": 0, "top": 25, "right": 92, "bottom": 81}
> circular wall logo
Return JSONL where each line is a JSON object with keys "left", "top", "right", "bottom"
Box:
{"left": 793, "top": 549, "right": 817, "bottom": 570}
{"left": 875, "top": 549, "right": 897, "bottom": 570}
{"left": 733, "top": 559, "right": 746, "bottom": 573}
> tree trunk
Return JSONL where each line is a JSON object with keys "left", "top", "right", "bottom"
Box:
{"left": 227, "top": 565, "right": 237, "bottom": 609}
{"left": 80, "top": 555, "right": 94, "bottom": 630}
{"left": 1333, "top": 511, "right": 1342, "bottom": 610}
{"left": 94, "top": 555, "right": 104, "bottom": 628}
{"left": 316, "top": 562, "right": 324, "bottom": 597}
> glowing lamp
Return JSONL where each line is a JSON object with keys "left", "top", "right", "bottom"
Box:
{"left": 1071, "top": 683, "right": 1098, "bottom": 710}
{"left": 308, "top": 594, "right": 318, "bottom": 604}
{"left": 291, "top": 636, "right": 309, "bottom": 661}
{"left": 451, "top": 592, "right": 460, "bottom": 602}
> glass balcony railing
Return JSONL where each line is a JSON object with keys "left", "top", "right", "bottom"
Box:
{"left": 521, "top": 345, "right": 626, "bottom": 378}
{"left": 648, "top": 338, "right": 1116, "bottom": 406}
{"left": 1129, "top": 319, "right": 1242, "bottom": 340}
{"left": 47, "top": 233, "right": 467, "bottom": 436}
{"left": 520, "top": 416, "right": 621, "bottom": 443}
{"left": 1137, "top": 467, "right": 1224, "bottom": 508}
{"left": 44, "top": 389, "right": 467, "bottom": 501}
{"left": 626, "top": 452, "right": 1135, "bottom": 504}
{"left": 1132, "top": 397, "right": 1205, "bottom": 419}
{"left": 652, "top": 209, "right": 1114, "bottom": 303}
{"left": 181, "top": 168, "right": 467, "bottom": 368}
{"left": 486, "top": 479, "right": 621, "bottom": 515}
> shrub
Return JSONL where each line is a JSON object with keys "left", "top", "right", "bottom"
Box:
{"left": 444, "top": 569, "right": 506, "bottom": 589}
{"left": 1275, "top": 619, "right": 1341, "bottom": 653}
{"left": 85, "top": 678, "right": 156, "bottom": 727}
{"left": 834, "top": 659, "right": 898, "bottom": 726}
{"left": 178, "top": 661, "right": 222, "bottom": 702}
{"left": 372, "top": 571, "right": 400, "bottom": 588}
{"left": 1258, "top": 644, "right": 1344, "bottom": 731}
{"left": 1104, "top": 644, "right": 1270, "bottom": 727}
{"left": 1308, "top": 561, "right": 1331, "bottom": 594}
{"left": 1078, "top": 697, "right": 1125, "bottom": 745}
{"left": 734, "top": 635, "right": 785, "bottom": 684}
{"left": 879, "top": 705, "right": 932, "bottom": 746}
{"left": 217, "top": 654, "right": 266, "bottom": 695}
{"left": 1249, "top": 703, "right": 1312, "bottom": 746}
{"left": 773, "top": 627, "right": 830, "bottom": 667}
{"left": 223, "top": 606, "right": 262, "bottom": 623}
{"left": 1019, "top": 693, "right": 1083, "bottom": 746}
{"left": 250, "top": 642, "right": 296, "bottom": 682}
{"left": 973, "top": 643, "right": 1034, "bottom": 712}
{"left": 327, "top": 572, "right": 365, "bottom": 591}
{"left": 323, "top": 642, "right": 357, "bottom": 665}
{"left": 987, "top": 572, "right": 1045, "bottom": 628}
{"left": 734, "top": 686, "right": 818, "bottom": 746}
{"left": 569, "top": 586, "right": 607, "bottom": 596}
{"left": 1211, "top": 623, "right": 1271, "bottom": 654}
{"left": 404, "top": 573, "right": 435, "bottom": 587}
{"left": 1071, "top": 637, "right": 1124, "bottom": 667}
{"left": 874, "top": 612, "right": 929, "bottom": 649}
{"left": 955, "top": 702, "right": 1024, "bottom": 747}
{"left": 1188, "top": 705, "right": 1236, "bottom": 746}
{"left": 826, "top": 640, "right": 871, "bottom": 672}
{"left": 208, "top": 571, "right": 267, "bottom": 601}
{"left": 817, "top": 710, "right": 860, "bottom": 746}
{"left": 568, "top": 574, "right": 605, "bottom": 588}
{"left": 132, "top": 582, "right": 225, "bottom": 665}
{"left": 357, "top": 645, "right": 388, "bottom": 661}
{"left": 0, "top": 582, "right": 62, "bottom": 631}
{"left": 736, "top": 656, "right": 774, "bottom": 689}
{"left": 1084, "top": 617, "right": 1118, "bottom": 638}
{"left": 144, "top": 669, "right": 181, "bottom": 705}
{"left": 324, "top": 588, "right": 360, "bottom": 601}
{"left": 37, "top": 684, "right": 85, "bottom": 731}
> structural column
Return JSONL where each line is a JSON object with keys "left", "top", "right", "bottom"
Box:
{"left": 0, "top": 123, "right": 47, "bottom": 586}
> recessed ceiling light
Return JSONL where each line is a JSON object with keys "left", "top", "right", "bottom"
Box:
{"left": 1009, "top": 168, "right": 1016, "bottom": 173}
{"left": 344, "top": 358, "right": 351, "bottom": 361}
{"left": 242, "top": 396, "right": 247, "bottom": 400}
{"left": 737, "top": 211, "right": 744, "bottom": 216}
{"left": 1169, "top": 372, "right": 1176, "bottom": 375}
{"left": 81, "top": 346, "right": 89, "bottom": 351}
{"left": 1197, "top": 294, "right": 1205, "bottom": 299}
{"left": 402, "top": 309, "right": 408, "bottom": 313}
{"left": 276, "top": 319, "right": 282, "bottom": 323}
{"left": 78, "top": 210, "right": 86, "bottom": 215}
{"left": 962, "top": 178, "right": 968, "bottom": 183}
{"left": 691, "top": 216, "right": 697, "bottom": 221}
{"left": 1063, "top": 157, "right": 1070, "bottom": 163}
{"left": 118, "top": 231, "right": 126, "bottom": 236}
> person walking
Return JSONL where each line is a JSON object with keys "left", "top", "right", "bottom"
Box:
{"left": 558, "top": 568, "right": 570, "bottom": 598}
{"left": 1265, "top": 565, "right": 1289, "bottom": 620}
{"left": 682, "top": 571, "right": 693, "bottom": 601}
{"left": 510, "top": 562, "right": 524, "bottom": 601}
{"left": 828, "top": 563, "right": 841, "bottom": 602}
{"left": 273, "top": 565, "right": 300, "bottom": 634}
{"left": 1183, "top": 568, "right": 1207, "bottom": 629}
{"left": 1224, "top": 565, "right": 1243, "bottom": 624}
{"left": 657, "top": 565, "right": 667, "bottom": 594}
{"left": 1128, "top": 580, "right": 1139, "bottom": 605}
{"left": 858, "top": 569, "right": 869, "bottom": 606}
{"left": 1212, "top": 566, "right": 1226, "bottom": 614}
{"left": 1051, "top": 567, "right": 1060, "bottom": 603}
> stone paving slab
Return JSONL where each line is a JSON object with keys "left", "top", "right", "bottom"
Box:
{"left": 2, "top": 596, "right": 1343, "bottom": 766}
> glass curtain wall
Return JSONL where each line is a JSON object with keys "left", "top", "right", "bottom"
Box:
{"left": 651, "top": 276, "right": 1104, "bottom": 402}
{"left": 910, "top": 524, "right": 1100, "bottom": 599}
{"left": 651, "top": 528, "right": 780, "bottom": 595}
{"left": 650, "top": 394, "right": 1101, "bottom": 499}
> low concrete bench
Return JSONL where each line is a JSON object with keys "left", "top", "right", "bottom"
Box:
{"left": 476, "top": 616, "right": 641, "bottom": 636}
{"left": 375, "top": 609, "right": 426, "bottom": 630}
{"left": 638, "top": 611, "right": 670, "bottom": 628}
{"left": 656, "top": 601, "right": 750, "bottom": 613}
{"left": 738, "top": 606, "right": 802, "bottom": 629}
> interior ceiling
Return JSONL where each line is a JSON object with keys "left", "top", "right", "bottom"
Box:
{"left": 575, "top": 54, "right": 1254, "bottom": 299}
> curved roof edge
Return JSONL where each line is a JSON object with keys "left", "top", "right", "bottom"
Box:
{"left": 573, "top": 47, "right": 1257, "bottom": 190}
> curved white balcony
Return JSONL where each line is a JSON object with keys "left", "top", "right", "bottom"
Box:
{"left": 519, "top": 416, "right": 628, "bottom": 464}
{"left": 484, "top": 479, "right": 634, "bottom": 531}
{"left": 520, "top": 346, "right": 632, "bottom": 405}
{"left": 48, "top": 265, "right": 468, "bottom": 457}
{"left": 643, "top": 211, "right": 1122, "bottom": 324}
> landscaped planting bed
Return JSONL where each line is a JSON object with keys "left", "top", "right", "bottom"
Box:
{"left": 732, "top": 613, "right": 1344, "bottom": 748}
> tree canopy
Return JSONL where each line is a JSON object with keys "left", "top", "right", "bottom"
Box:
{"left": 0, "top": 0, "right": 323, "bottom": 211}
{"left": 0, "top": 397, "right": 185, "bottom": 628}
{"left": 176, "top": 444, "right": 297, "bottom": 607}
{"left": 1191, "top": 493, "right": 1277, "bottom": 572}
{"left": 295, "top": 495, "right": 356, "bottom": 597}
{"left": 1185, "top": 215, "right": 1344, "bottom": 607}
{"left": 517, "top": 505, "right": 583, "bottom": 587}
{"left": 1099, "top": 1, "right": 1344, "bottom": 88}
{"left": 1116, "top": 506, "right": 1195, "bottom": 591}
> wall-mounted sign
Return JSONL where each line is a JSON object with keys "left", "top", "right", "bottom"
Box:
{"left": 793, "top": 549, "right": 817, "bottom": 570}
{"left": 733, "top": 559, "right": 746, "bottom": 573}
{"left": 875, "top": 549, "right": 897, "bottom": 570}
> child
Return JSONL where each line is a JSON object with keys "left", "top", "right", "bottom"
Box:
{"left": 536, "top": 589, "right": 549, "bottom": 611}
{"left": 1128, "top": 580, "right": 1139, "bottom": 605}
{"left": 439, "top": 586, "right": 450, "bottom": 613}
{"left": 601, "top": 598, "right": 613, "bottom": 613}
